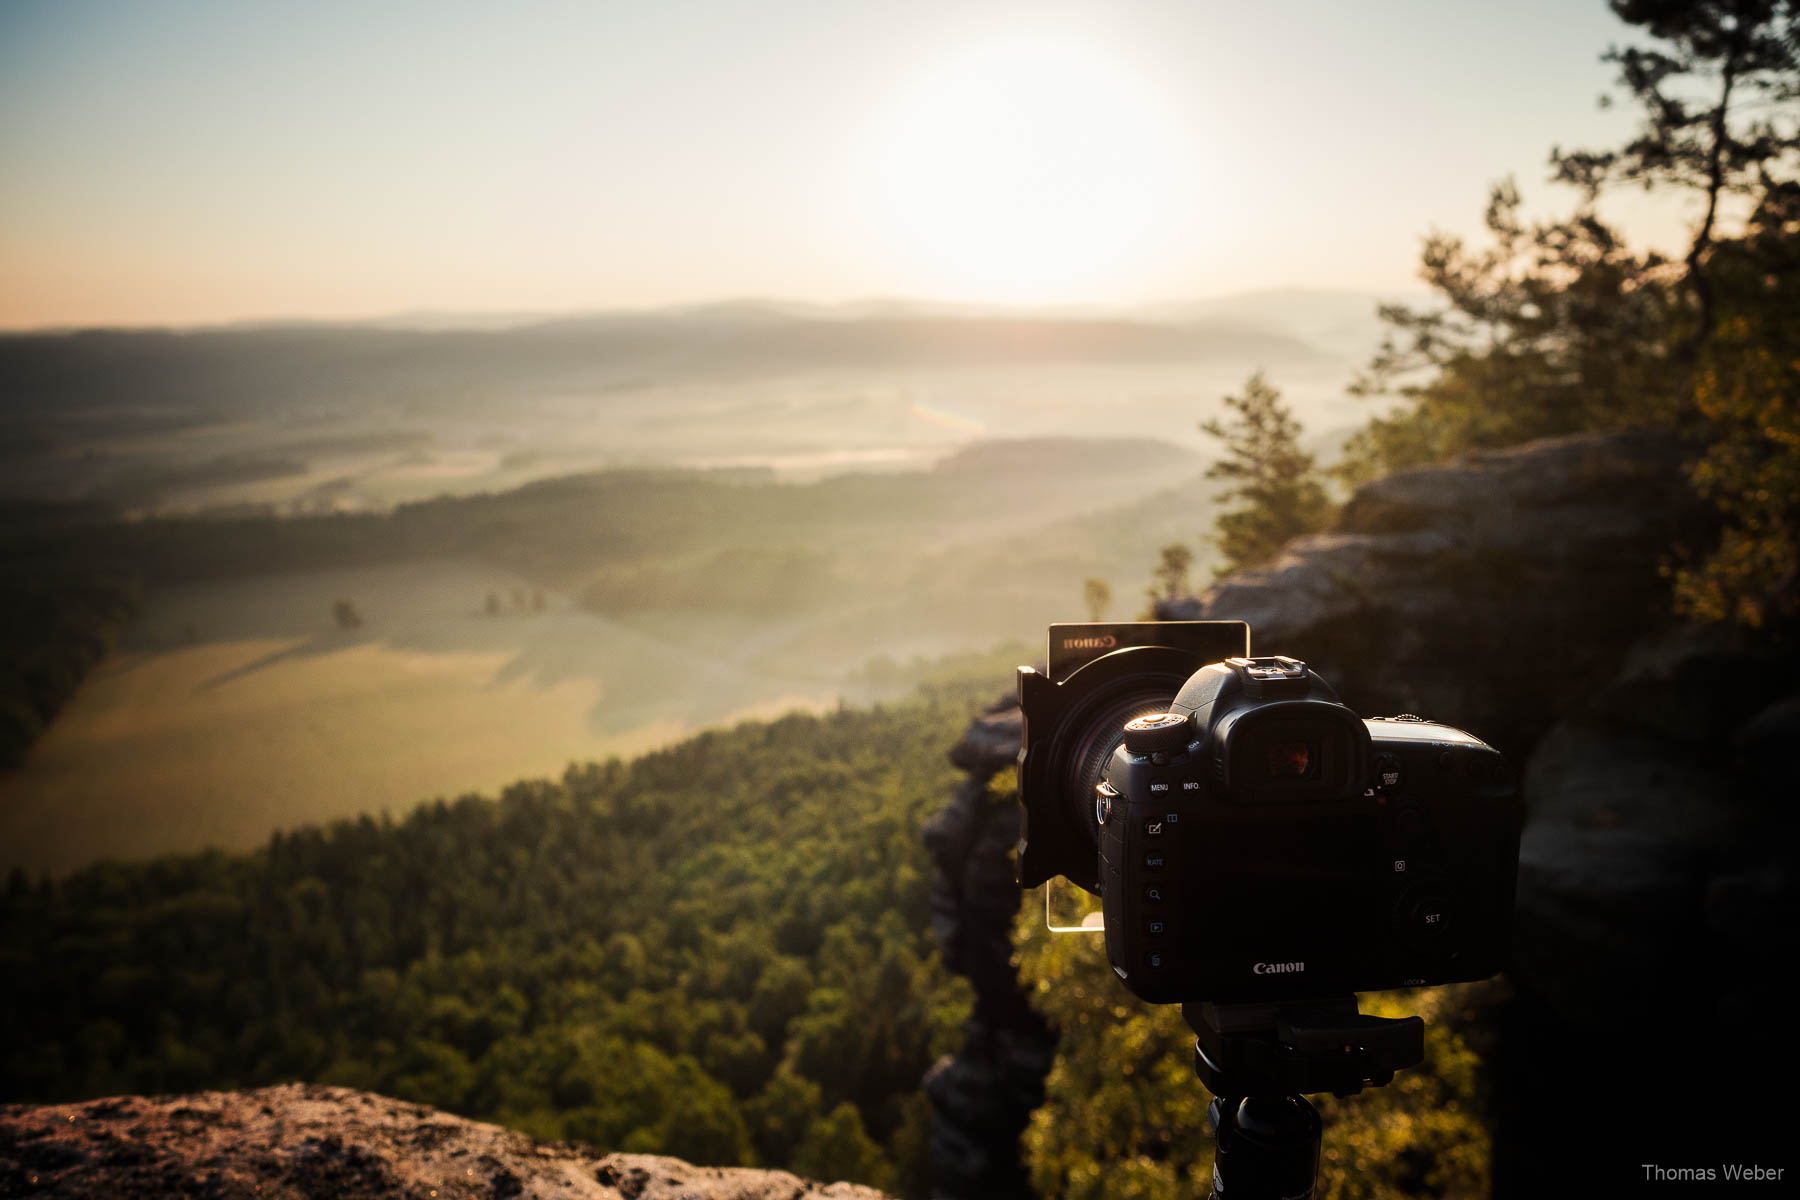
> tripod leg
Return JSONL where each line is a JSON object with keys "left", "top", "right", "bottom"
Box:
{"left": 1208, "top": 1093, "right": 1321, "bottom": 1199}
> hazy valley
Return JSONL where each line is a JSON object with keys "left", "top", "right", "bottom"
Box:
{"left": 0, "top": 293, "right": 1392, "bottom": 875}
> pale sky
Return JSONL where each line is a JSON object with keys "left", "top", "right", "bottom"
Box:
{"left": 0, "top": 0, "right": 1694, "bottom": 329}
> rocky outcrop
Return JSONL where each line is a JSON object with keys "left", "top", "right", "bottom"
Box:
{"left": 1513, "top": 622, "right": 1798, "bottom": 1033}
{"left": 1158, "top": 430, "right": 1712, "bottom": 757}
{"left": 921, "top": 698, "right": 1054, "bottom": 1200}
{"left": 924, "top": 431, "right": 1790, "bottom": 1197}
{"left": 1498, "top": 623, "right": 1797, "bottom": 1189}
{"left": 0, "top": 1084, "right": 890, "bottom": 1200}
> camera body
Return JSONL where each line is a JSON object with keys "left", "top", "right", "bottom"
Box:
{"left": 1018, "top": 625, "right": 1521, "bottom": 1007}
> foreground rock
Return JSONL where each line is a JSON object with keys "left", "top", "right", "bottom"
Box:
{"left": 0, "top": 1084, "right": 889, "bottom": 1200}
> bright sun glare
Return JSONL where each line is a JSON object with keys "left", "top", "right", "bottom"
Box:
{"left": 877, "top": 34, "right": 1180, "bottom": 303}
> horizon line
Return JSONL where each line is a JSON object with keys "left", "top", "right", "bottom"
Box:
{"left": 0, "top": 286, "right": 1431, "bottom": 339}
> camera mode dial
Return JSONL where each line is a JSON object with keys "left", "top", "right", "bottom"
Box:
{"left": 1123, "top": 711, "right": 1193, "bottom": 755}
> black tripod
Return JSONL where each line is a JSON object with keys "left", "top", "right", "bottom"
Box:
{"left": 1181, "top": 997, "right": 1424, "bottom": 1199}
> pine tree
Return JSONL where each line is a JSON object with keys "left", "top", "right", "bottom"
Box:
{"left": 1081, "top": 577, "right": 1111, "bottom": 622}
{"left": 1145, "top": 544, "right": 1194, "bottom": 610}
{"left": 1200, "top": 373, "right": 1333, "bottom": 578}
{"left": 1553, "top": 0, "right": 1800, "bottom": 351}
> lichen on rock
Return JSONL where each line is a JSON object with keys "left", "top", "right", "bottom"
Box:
{"left": 0, "top": 1084, "right": 892, "bottom": 1200}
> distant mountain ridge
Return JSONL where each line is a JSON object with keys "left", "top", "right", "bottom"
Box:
{"left": 1, "top": 288, "right": 1400, "bottom": 337}
{"left": 0, "top": 288, "right": 1394, "bottom": 520}
{"left": 0, "top": 303, "right": 1334, "bottom": 419}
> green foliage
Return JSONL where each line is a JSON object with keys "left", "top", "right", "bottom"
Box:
{"left": 1082, "top": 577, "right": 1112, "bottom": 622}
{"left": 1200, "top": 372, "right": 1334, "bottom": 576}
{"left": 1345, "top": 0, "right": 1800, "bottom": 486}
{"left": 1145, "top": 545, "right": 1194, "bottom": 612}
{"left": 1552, "top": 0, "right": 1800, "bottom": 348}
{"left": 1010, "top": 796, "right": 1501, "bottom": 1199}
{"left": 0, "top": 557, "right": 140, "bottom": 766}
{"left": 1336, "top": 182, "right": 1683, "bottom": 487}
{"left": 792, "top": 1101, "right": 897, "bottom": 1194}
{"left": 1337, "top": 1, "right": 1800, "bottom": 628}
{"left": 0, "top": 695, "right": 986, "bottom": 1193}
{"left": 1672, "top": 183, "right": 1800, "bottom": 624}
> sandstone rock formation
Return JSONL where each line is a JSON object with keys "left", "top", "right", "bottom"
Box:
{"left": 1156, "top": 430, "right": 1713, "bottom": 757}
{"left": 1500, "top": 621, "right": 1796, "bottom": 1188}
{"left": 920, "top": 698, "right": 1053, "bottom": 1200}
{"left": 0, "top": 1084, "right": 890, "bottom": 1200}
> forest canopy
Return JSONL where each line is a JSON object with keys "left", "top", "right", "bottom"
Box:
{"left": 0, "top": 689, "right": 993, "bottom": 1194}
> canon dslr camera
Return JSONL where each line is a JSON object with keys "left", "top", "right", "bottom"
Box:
{"left": 1018, "top": 623, "right": 1521, "bottom": 1005}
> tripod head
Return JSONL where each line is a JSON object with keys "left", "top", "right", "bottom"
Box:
{"left": 1181, "top": 997, "right": 1424, "bottom": 1200}
{"left": 1185, "top": 996, "right": 1423, "bottom": 1098}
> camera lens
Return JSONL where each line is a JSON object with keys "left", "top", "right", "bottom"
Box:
{"left": 1018, "top": 637, "right": 1232, "bottom": 890}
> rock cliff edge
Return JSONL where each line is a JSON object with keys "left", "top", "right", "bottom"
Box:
{"left": 1, "top": 1084, "right": 889, "bottom": 1200}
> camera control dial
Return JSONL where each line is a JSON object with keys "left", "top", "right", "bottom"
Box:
{"left": 1123, "top": 711, "right": 1192, "bottom": 755}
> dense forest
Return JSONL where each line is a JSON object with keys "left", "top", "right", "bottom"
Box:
{"left": 0, "top": 688, "right": 991, "bottom": 1195}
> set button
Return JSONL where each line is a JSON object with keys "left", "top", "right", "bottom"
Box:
{"left": 1397, "top": 886, "right": 1454, "bottom": 945}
